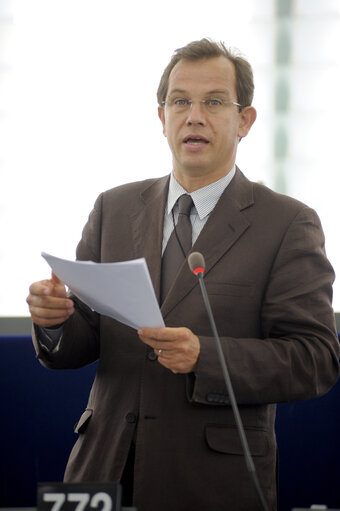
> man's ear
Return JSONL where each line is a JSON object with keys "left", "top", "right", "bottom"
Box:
{"left": 158, "top": 106, "right": 167, "bottom": 137}
{"left": 238, "top": 106, "right": 257, "bottom": 139}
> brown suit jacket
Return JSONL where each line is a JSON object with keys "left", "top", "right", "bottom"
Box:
{"left": 33, "top": 168, "right": 340, "bottom": 511}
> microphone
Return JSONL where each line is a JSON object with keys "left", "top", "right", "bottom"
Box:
{"left": 188, "top": 252, "right": 270, "bottom": 511}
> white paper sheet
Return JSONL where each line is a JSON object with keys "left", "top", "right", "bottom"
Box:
{"left": 42, "top": 252, "right": 165, "bottom": 330}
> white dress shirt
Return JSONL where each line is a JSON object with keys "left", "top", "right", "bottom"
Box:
{"left": 162, "top": 165, "right": 236, "bottom": 253}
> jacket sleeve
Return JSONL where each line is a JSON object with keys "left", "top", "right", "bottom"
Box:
{"left": 32, "top": 194, "right": 104, "bottom": 370}
{"left": 190, "top": 206, "right": 340, "bottom": 406}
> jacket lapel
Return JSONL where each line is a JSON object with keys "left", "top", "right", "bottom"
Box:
{"left": 161, "top": 169, "right": 254, "bottom": 318}
{"left": 129, "top": 175, "right": 170, "bottom": 303}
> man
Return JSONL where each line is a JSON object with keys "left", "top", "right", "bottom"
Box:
{"left": 27, "top": 39, "right": 340, "bottom": 511}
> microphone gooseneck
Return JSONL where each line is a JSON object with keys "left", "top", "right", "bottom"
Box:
{"left": 188, "top": 251, "right": 270, "bottom": 511}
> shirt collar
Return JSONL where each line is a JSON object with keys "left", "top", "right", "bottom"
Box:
{"left": 167, "top": 166, "right": 236, "bottom": 220}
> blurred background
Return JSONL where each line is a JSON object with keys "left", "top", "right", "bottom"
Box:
{"left": 1, "top": 0, "right": 340, "bottom": 317}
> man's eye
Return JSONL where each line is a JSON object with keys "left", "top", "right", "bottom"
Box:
{"left": 206, "top": 98, "right": 223, "bottom": 106}
{"left": 174, "top": 98, "right": 189, "bottom": 106}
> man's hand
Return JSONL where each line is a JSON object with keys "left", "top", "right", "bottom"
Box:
{"left": 26, "top": 272, "right": 74, "bottom": 328}
{"left": 138, "top": 326, "right": 200, "bottom": 374}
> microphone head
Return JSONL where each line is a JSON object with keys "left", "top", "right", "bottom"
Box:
{"left": 188, "top": 252, "right": 205, "bottom": 275}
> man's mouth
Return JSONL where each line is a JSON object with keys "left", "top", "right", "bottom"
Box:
{"left": 183, "top": 136, "right": 209, "bottom": 145}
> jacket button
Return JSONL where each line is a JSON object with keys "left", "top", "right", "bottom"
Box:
{"left": 147, "top": 350, "right": 158, "bottom": 361}
{"left": 125, "top": 413, "right": 137, "bottom": 424}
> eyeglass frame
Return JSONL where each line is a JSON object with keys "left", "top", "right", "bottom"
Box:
{"left": 161, "top": 97, "right": 244, "bottom": 112}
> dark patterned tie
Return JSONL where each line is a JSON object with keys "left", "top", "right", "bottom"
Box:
{"left": 161, "top": 194, "right": 194, "bottom": 303}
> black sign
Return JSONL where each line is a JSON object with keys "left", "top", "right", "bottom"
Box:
{"left": 37, "top": 482, "right": 122, "bottom": 511}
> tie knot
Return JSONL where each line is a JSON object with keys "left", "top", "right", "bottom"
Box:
{"left": 178, "top": 194, "right": 193, "bottom": 216}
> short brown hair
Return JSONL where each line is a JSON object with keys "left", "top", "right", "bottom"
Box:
{"left": 157, "top": 38, "right": 254, "bottom": 109}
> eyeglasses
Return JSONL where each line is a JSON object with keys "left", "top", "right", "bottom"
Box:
{"left": 161, "top": 97, "right": 243, "bottom": 114}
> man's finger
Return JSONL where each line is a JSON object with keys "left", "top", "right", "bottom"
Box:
{"left": 138, "top": 327, "right": 185, "bottom": 341}
{"left": 51, "top": 271, "right": 63, "bottom": 285}
{"left": 27, "top": 293, "right": 73, "bottom": 310}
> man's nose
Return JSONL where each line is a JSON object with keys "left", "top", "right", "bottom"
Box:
{"left": 186, "top": 100, "right": 206, "bottom": 125}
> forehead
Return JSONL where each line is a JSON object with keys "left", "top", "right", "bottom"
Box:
{"left": 168, "top": 56, "right": 237, "bottom": 96}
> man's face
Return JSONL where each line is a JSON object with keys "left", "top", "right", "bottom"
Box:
{"left": 158, "top": 56, "right": 255, "bottom": 188}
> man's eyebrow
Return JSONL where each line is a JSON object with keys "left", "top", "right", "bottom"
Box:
{"left": 167, "top": 88, "right": 231, "bottom": 96}
{"left": 204, "top": 89, "right": 232, "bottom": 97}
{"left": 167, "top": 89, "right": 189, "bottom": 96}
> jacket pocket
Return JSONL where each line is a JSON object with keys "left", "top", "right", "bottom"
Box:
{"left": 206, "top": 282, "right": 255, "bottom": 297}
{"left": 74, "top": 408, "right": 93, "bottom": 434}
{"left": 205, "top": 424, "right": 269, "bottom": 457}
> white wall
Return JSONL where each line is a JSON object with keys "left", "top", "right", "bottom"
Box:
{"left": 0, "top": 0, "right": 339, "bottom": 315}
